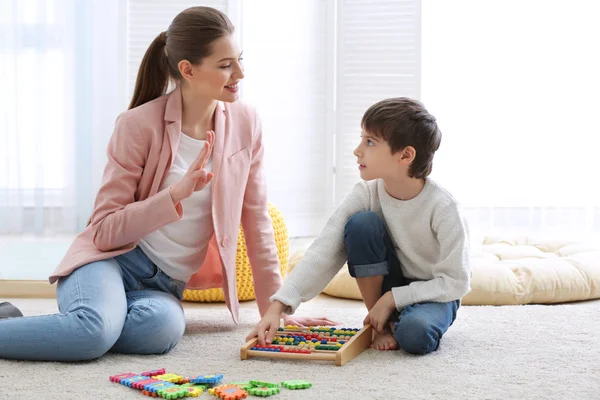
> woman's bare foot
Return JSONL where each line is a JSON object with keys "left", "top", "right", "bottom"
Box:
{"left": 371, "top": 330, "right": 398, "bottom": 351}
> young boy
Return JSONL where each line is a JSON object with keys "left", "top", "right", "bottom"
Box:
{"left": 247, "top": 98, "right": 471, "bottom": 355}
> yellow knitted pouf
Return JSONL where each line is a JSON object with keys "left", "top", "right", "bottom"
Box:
{"left": 182, "top": 203, "right": 289, "bottom": 302}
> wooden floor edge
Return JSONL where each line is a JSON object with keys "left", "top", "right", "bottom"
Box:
{"left": 0, "top": 280, "right": 56, "bottom": 298}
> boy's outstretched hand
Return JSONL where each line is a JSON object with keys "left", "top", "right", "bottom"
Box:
{"left": 363, "top": 291, "right": 396, "bottom": 332}
{"left": 246, "top": 301, "right": 339, "bottom": 345}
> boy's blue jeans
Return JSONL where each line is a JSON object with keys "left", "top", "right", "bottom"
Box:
{"left": 0, "top": 246, "right": 187, "bottom": 361}
{"left": 344, "top": 211, "right": 459, "bottom": 355}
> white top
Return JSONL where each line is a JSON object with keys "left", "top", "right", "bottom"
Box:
{"left": 271, "top": 178, "right": 472, "bottom": 314}
{"left": 139, "top": 133, "right": 214, "bottom": 282}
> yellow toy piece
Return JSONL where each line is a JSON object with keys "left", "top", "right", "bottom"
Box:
{"left": 183, "top": 203, "right": 289, "bottom": 302}
{"left": 153, "top": 373, "right": 184, "bottom": 383}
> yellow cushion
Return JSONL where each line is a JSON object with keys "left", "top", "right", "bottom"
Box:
{"left": 288, "top": 236, "right": 600, "bottom": 305}
{"left": 182, "top": 203, "right": 289, "bottom": 302}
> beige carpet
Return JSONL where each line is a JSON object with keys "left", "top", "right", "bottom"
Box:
{"left": 1, "top": 295, "right": 599, "bottom": 400}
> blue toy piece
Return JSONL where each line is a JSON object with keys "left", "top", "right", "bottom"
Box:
{"left": 190, "top": 374, "right": 224, "bottom": 385}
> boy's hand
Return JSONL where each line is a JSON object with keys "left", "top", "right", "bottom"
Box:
{"left": 282, "top": 316, "right": 339, "bottom": 329}
{"left": 246, "top": 301, "right": 286, "bottom": 345}
{"left": 363, "top": 291, "right": 396, "bottom": 332}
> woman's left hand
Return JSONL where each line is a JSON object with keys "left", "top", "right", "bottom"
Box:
{"left": 282, "top": 316, "right": 339, "bottom": 328}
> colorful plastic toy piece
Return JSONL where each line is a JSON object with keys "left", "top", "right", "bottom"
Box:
{"left": 214, "top": 385, "right": 248, "bottom": 400}
{"left": 142, "top": 390, "right": 159, "bottom": 397}
{"left": 249, "top": 380, "right": 279, "bottom": 388}
{"left": 132, "top": 378, "right": 160, "bottom": 389}
{"left": 142, "top": 368, "right": 166, "bottom": 377}
{"left": 190, "top": 374, "right": 224, "bottom": 385}
{"left": 157, "top": 386, "right": 188, "bottom": 399}
{"left": 184, "top": 387, "right": 204, "bottom": 397}
{"left": 230, "top": 382, "right": 254, "bottom": 391}
{"left": 153, "top": 373, "right": 184, "bottom": 383}
{"left": 109, "top": 372, "right": 136, "bottom": 383}
{"left": 144, "top": 382, "right": 176, "bottom": 393}
{"left": 208, "top": 385, "right": 225, "bottom": 395}
{"left": 248, "top": 387, "right": 280, "bottom": 397}
{"left": 122, "top": 375, "right": 150, "bottom": 387}
{"left": 179, "top": 383, "right": 209, "bottom": 391}
{"left": 281, "top": 380, "right": 312, "bottom": 389}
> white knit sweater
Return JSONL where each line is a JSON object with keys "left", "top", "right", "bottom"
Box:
{"left": 271, "top": 178, "right": 472, "bottom": 314}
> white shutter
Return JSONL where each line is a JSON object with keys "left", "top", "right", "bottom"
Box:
{"left": 241, "top": 0, "right": 334, "bottom": 237}
{"left": 127, "top": 0, "right": 236, "bottom": 98}
{"left": 334, "top": 0, "right": 421, "bottom": 204}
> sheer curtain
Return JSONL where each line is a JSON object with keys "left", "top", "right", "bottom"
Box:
{"left": 241, "top": 0, "right": 334, "bottom": 236}
{"left": 422, "top": 0, "right": 600, "bottom": 240}
{"left": 0, "top": 0, "right": 78, "bottom": 235}
{"left": 0, "top": 0, "right": 125, "bottom": 236}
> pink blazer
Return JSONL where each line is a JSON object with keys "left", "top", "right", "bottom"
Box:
{"left": 50, "top": 88, "right": 283, "bottom": 323}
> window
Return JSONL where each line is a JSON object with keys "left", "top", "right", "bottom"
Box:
{"left": 422, "top": 0, "right": 600, "bottom": 237}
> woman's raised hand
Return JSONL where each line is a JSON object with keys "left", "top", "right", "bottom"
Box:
{"left": 170, "top": 130, "right": 215, "bottom": 204}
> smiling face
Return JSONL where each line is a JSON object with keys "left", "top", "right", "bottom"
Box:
{"left": 178, "top": 35, "right": 245, "bottom": 103}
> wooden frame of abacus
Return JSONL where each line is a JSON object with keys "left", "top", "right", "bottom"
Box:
{"left": 240, "top": 324, "right": 373, "bottom": 366}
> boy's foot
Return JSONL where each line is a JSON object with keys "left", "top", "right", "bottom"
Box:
{"left": 371, "top": 329, "right": 398, "bottom": 351}
{"left": 0, "top": 302, "right": 23, "bottom": 319}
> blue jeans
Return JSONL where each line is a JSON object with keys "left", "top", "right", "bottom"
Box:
{"left": 0, "top": 246, "right": 187, "bottom": 361}
{"left": 344, "top": 211, "right": 460, "bottom": 355}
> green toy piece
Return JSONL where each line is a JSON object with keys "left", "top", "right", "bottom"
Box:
{"left": 179, "top": 383, "right": 209, "bottom": 390}
{"left": 230, "top": 382, "right": 255, "bottom": 391}
{"left": 249, "top": 380, "right": 279, "bottom": 388}
{"left": 248, "top": 387, "right": 281, "bottom": 397}
{"left": 157, "top": 385, "right": 188, "bottom": 399}
{"left": 281, "top": 380, "right": 312, "bottom": 390}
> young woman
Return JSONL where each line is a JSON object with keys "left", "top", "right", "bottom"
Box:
{"left": 0, "top": 6, "right": 333, "bottom": 361}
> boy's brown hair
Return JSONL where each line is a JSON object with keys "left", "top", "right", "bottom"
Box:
{"left": 361, "top": 97, "right": 441, "bottom": 179}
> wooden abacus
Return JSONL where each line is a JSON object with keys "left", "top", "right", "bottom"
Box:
{"left": 240, "top": 324, "right": 373, "bottom": 366}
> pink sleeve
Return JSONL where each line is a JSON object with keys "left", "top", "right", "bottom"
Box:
{"left": 90, "top": 113, "right": 182, "bottom": 252}
{"left": 240, "top": 110, "right": 284, "bottom": 317}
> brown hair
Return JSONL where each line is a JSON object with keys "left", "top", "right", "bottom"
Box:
{"left": 128, "top": 6, "right": 235, "bottom": 110}
{"left": 361, "top": 98, "right": 441, "bottom": 179}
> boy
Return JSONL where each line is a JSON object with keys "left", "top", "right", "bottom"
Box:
{"left": 247, "top": 98, "right": 471, "bottom": 355}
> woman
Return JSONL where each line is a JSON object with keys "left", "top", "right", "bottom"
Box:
{"left": 0, "top": 6, "right": 333, "bottom": 361}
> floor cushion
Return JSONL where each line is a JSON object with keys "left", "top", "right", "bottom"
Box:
{"left": 287, "top": 236, "right": 600, "bottom": 305}
{"left": 182, "top": 203, "right": 289, "bottom": 302}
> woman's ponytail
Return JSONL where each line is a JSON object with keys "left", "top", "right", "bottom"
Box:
{"left": 128, "top": 31, "right": 170, "bottom": 110}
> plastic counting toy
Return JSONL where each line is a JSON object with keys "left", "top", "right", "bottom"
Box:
{"left": 281, "top": 380, "right": 312, "bottom": 389}
{"left": 110, "top": 368, "right": 313, "bottom": 398}
{"left": 241, "top": 325, "right": 373, "bottom": 366}
{"left": 190, "top": 374, "right": 224, "bottom": 385}
{"left": 248, "top": 386, "right": 281, "bottom": 397}
{"left": 157, "top": 386, "right": 188, "bottom": 399}
{"left": 230, "top": 382, "right": 254, "bottom": 391}
{"left": 110, "top": 372, "right": 137, "bottom": 383}
{"left": 142, "top": 369, "right": 166, "bottom": 377}
{"left": 213, "top": 384, "right": 248, "bottom": 400}
{"left": 248, "top": 380, "right": 278, "bottom": 388}
{"left": 153, "top": 373, "right": 185, "bottom": 383}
